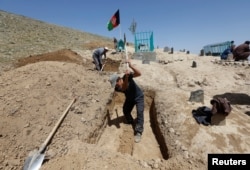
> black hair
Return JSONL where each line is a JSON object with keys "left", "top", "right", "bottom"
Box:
{"left": 244, "top": 41, "right": 250, "bottom": 45}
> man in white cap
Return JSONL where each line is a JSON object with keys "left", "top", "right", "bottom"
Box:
{"left": 109, "top": 59, "right": 144, "bottom": 143}
{"left": 92, "top": 47, "right": 109, "bottom": 71}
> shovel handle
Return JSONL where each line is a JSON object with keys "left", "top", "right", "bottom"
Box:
{"left": 100, "top": 60, "right": 106, "bottom": 72}
{"left": 125, "top": 44, "right": 129, "bottom": 69}
{"left": 38, "top": 98, "right": 76, "bottom": 153}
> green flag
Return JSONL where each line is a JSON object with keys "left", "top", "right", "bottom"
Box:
{"left": 107, "top": 9, "right": 120, "bottom": 31}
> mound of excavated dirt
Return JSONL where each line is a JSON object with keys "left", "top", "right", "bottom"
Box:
{"left": 0, "top": 48, "right": 249, "bottom": 170}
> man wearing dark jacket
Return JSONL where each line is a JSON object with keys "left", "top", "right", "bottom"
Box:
{"left": 233, "top": 41, "right": 250, "bottom": 61}
{"left": 109, "top": 60, "right": 144, "bottom": 143}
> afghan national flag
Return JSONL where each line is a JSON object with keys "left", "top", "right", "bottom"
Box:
{"left": 107, "top": 9, "right": 120, "bottom": 31}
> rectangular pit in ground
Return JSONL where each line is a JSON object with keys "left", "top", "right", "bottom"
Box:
{"left": 97, "top": 90, "right": 169, "bottom": 160}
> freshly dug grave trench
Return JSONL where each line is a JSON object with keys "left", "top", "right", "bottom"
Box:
{"left": 96, "top": 90, "right": 169, "bottom": 160}
{"left": 81, "top": 58, "right": 170, "bottom": 160}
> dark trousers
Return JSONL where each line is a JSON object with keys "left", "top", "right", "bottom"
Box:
{"left": 123, "top": 96, "right": 144, "bottom": 134}
{"left": 234, "top": 52, "right": 250, "bottom": 61}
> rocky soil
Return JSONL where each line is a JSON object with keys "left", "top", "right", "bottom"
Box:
{"left": 0, "top": 10, "right": 250, "bottom": 170}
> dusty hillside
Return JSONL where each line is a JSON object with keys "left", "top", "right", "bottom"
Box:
{"left": 0, "top": 10, "right": 250, "bottom": 170}
{"left": 0, "top": 10, "right": 114, "bottom": 72}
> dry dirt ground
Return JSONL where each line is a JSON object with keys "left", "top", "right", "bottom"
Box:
{"left": 0, "top": 48, "right": 250, "bottom": 170}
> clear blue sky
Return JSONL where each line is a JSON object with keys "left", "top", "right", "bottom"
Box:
{"left": 1, "top": 0, "right": 249, "bottom": 54}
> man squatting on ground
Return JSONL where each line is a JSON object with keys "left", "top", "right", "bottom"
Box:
{"left": 92, "top": 47, "right": 109, "bottom": 71}
{"left": 233, "top": 41, "right": 250, "bottom": 61}
{"left": 109, "top": 59, "right": 144, "bottom": 143}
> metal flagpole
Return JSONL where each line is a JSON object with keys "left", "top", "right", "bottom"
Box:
{"left": 119, "top": 24, "right": 122, "bottom": 40}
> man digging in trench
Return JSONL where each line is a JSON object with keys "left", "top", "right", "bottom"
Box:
{"left": 109, "top": 59, "right": 144, "bottom": 143}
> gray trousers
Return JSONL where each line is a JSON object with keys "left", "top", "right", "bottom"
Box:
{"left": 92, "top": 54, "right": 102, "bottom": 71}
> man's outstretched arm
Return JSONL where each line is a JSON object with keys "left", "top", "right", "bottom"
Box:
{"left": 127, "top": 59, "right": 141, "bottom": 78}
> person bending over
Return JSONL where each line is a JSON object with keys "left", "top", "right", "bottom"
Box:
{"left": 109, "top": 60, "right": 144, "bottom": 143}
{"left": 92, "top": 47, "right": 109, "bottom": 71}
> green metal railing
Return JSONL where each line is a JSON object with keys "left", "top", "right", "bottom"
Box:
{"left": 203, "top": 41, "right": 233, "bottom": 56}
{"left": 134, "top": 31, "right": 154, "bottom": 52}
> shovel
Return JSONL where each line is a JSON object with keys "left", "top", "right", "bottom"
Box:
{"left": 23, "top": 98, "right": 76, "bottom": 170}
{"left": 100, "top": 60, "right": 107, "bottom": 72}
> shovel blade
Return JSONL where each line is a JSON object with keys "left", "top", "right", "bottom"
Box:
{"left": 23, "top": 152, "right": 45, "bottom": 170}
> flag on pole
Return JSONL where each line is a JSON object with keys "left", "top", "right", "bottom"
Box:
{"left": 107, "top": 9, "right": 120, "bottom": 31}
